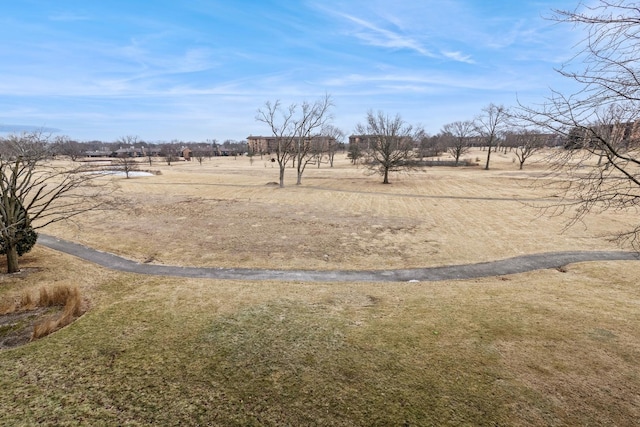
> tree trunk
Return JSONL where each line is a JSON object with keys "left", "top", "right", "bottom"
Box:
{"left": 383, "top": 168, "right": 390, "bottom": 184}
{"left": 279, "top": 164, "right": 285, "bottom": 188}
{"left": 485, "top": 143, "right": 492, "bottom": 170}
{"left": 5, "top": 244, "right": 19, "bottom": 274}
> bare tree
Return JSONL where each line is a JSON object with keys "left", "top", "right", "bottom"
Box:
{"left": 355, "top": 111, "right": 417, "bottom": 184}
{"left": 256, "top": 100, "right": 297, "bottom": 188}
{"left": 475, "top": 104, "right": 509, "bottom": 170}
{"left": 115, "top": 135, "right": 140, "bottom": 178}
{"left": 115, "top": 154, "right": 139, "bottom": 178}
{"left": 519, "top": 0, "right": 640, "bottom": 248}
{"left": 505, "top": 129, "right": 548, "bottom": 170}
{"left": 321, "top": 124, "right": 344, "bottom": 167}
{"left": 160, "top": 142, "right": 179, "bottom": 166}
{"left": 293, "top": 94, "right": 333, "bottom": 184}
{"left": 53, "top": 136, "right": 84, "bottom": 161}
{"left": 256, "top": 96, "right": 333, "bottom": 187}
{"left": 347, "top": 139, "right": 364, "bottom": 165}
{"left": 190, "top": 145, "right": 208, "bottom": 165}
{"left": 205, "top": 139, "right": 217, "bottom": 159}
{"left": 308, "top": 137, "right": 327, "bottom": 169}
{"left": 143, "top": 143, "right": 156, "bottom": 166}
{"left": 414, "top": 129, "right": 434, "bottom": 160}
{"left": 0, "top": 132, "right": 113, "bottom": 273}
{"left": 441, "top": 120, "right": 475, "bottom": 166}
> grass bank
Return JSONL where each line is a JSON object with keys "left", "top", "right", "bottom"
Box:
{"left": 0, "top": 251, "right": 638, "bottom": 425}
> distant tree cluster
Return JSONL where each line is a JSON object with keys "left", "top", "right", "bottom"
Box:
{"left": 45, "top": 135, "right": 249, "bottom": 167}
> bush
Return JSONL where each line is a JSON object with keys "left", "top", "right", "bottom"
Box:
{"left": 0, "top": 225, "right": 38, "bottom": 256}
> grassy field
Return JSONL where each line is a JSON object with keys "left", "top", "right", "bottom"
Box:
{"left": 1, "top": 150, "right": 639, "bottom": 425}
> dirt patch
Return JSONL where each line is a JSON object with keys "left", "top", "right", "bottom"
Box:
{"left": 0, "top": 308, "right": 55, "bottom": 350}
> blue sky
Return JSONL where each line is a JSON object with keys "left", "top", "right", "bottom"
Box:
{"left": 0, "top": 0, "right": 583, "bottom": 143}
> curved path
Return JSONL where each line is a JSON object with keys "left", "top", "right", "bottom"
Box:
{"left": 39, "top": 234, "right": 638, "bottom": 283}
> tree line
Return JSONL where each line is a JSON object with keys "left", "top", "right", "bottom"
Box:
{"left": 51, "top": 136, "right": 249, "bottom": 162}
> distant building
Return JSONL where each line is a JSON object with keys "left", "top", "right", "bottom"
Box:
{"left": 246, "top": 135, "right": 336, "bottom": 155}
{"left": 566, "top": 120, "right": 640, "bottom": 149}
{"left": 111, "top": 146, "right": 160, "bottom": 158}
{"left": 503, "top": 133, "right": 563, "bottom": 148}
{"left": 348, "top": 134, "right": 416, "bottom": 150}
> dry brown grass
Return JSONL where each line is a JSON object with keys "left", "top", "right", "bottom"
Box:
{"left": 1, "top": 252, "right": 638, "bottom": 425}
{"left": 0, "top": 281, "right": 86, "bottom": 342}
{"left": 0, "top": 151, "right": 637, "bottom": 425}
{"left": 32, "top": 284, "right": 84, "bottom": 339}
{"left": 44, "top": 149, "right": 638, "bottom": 271}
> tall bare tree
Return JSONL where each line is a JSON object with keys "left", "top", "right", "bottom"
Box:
{"left": 256, "top": 95, "right": 334, "bottom": 187}
{"left": 115, "top": 135, "right": 140, "bottom": 178}
{"left": 475, "top": 104, "right": 509, "bottom": 170}
{"left": 441, "top": 120, "right": 475, "bottom": 166}
{"left": 115, "top": 154, "right": 139, "bottom": 178}
{"left": 506, "top": 129, "right": 548, "bottom": 170}
{"left": 520, "top": 0, "right": 640, "bottom": 248}
{"left": 0, "top": 132, "right": 112, "bottom": 273}
{"left": 320, "top": 124, "right": 344, "bottom": 168}
{"left": 293, "top": 94, "right": 333, "bottom": 184}
{"left": 53, "top": 136, "right": 84, "bottom": 161}
{"left": 160, "top": 142, "right": 179, "bottom": 166}
{"left": 256, "top": 100, "right": 297, "bottom": 188}
{"left": 355, "top": 111, "right": 417, "bottom": 184}
{"left": 143, "top": 143, "right": 156, "bottom": 166}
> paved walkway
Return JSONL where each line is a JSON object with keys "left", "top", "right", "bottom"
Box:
{"left": 38, "top": 234, "right": 638, "bottom": 283}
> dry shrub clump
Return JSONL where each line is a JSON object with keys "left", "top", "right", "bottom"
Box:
{"left": 0, "top": 284, "right": 85, "bottom": 341}
{"left": 0, "top": 290, "right": 35, "bottom": 315}
{"left": 32, "top": 285, "right": 84, "bottom": 339}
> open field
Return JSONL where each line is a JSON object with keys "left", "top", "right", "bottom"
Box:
{"left": 1, "top": 149, "right": 639, "bottom": 425}
{"left": 45, "top": 149, "right": 638, "bottom": 270}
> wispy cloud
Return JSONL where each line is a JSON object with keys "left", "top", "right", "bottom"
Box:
{"left": 321, "top": 72, "right": 514, "bottom": 92}
{"left": 329, "top": 10, "right": 477, "bottom": 65}
{"left": 442, "top": 50, "right": 474, "bottom": 64}
{"left": 336, "top": 12, "right": 436, "bottom": 58}
{"left": 0, "top": 0, "right": 583, "bottom": 140}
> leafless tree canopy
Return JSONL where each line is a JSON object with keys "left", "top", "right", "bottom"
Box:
{"left": 256, "top": 100, "right": 300, "bottom": 188}
{"left": 0, "top": 132, "right": 114, "bottom": 273}
{"left": 475, "top": 104, "right": 509, "bottom": 170}
{"left": 320, "top": 124, "right": 345, "bottom": 167}
{"left": 520, "top": 0, "right": 640, "bottom": 248}
{"left": 441, "top": 120, "right": 475, "bottom": 166}
{"left": 256, "top": 94, "right": 334, "bottom": 187}
{"left": 506, "top": 129, "right": 547, "bottom": 170}
{"left": 115, "top": 135, "right": 141, "bottom": 178}
{"left": 552, "top": 1, "right": 640, "bottom": 105}
{"left": 293, "top": 94, "right": 334, "bottom": 185}
{"left": 355, "top": 111, "right": 417, "bottom": 184}
{"left": 52, "top": 135, "right": 83, "bottom": 161}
